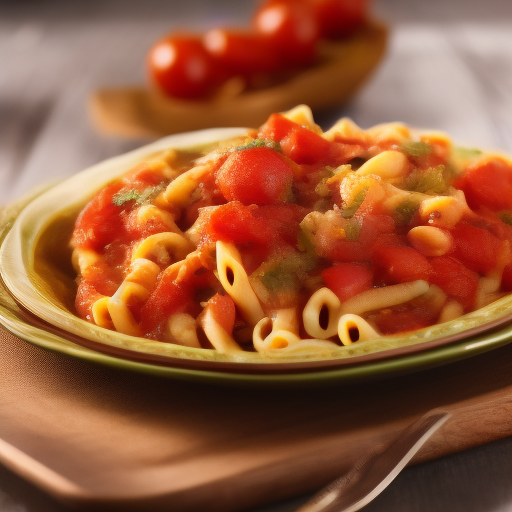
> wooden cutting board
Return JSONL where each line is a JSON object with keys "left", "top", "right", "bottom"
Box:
{"left": 1, "top": 327, "right": 512, "bottom": 512}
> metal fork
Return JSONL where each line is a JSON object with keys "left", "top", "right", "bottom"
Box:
{"left": 295, "top": 411, "right": 450, "bottom": 512}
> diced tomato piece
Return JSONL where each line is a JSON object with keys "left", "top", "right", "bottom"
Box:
{"left": 82, "top": 261, "right": 123, "bottom": 297}
{"left": 455, "top": 157, "right": 512, "bottom": 212}
{"left": 122, "top": 162, "right": 168, "bottom": 188}
{"left": 139, "top": 273, "right": 194, "bottom": 336}
{"left": 206, "top": 202, "right": 274, "bottom": 246}
{"left": 373, "top": 245, "right": 432, "bottom": 283}
{"left": 216, "top": 147, "right": 294, "bottom": 205}
{"left": 451, "top": 222, "right": 503, "bottom": 274}
{"left": 320, "top": 214, "right": 396, "bottom": 263}
{"left": 204, "top": 293, "right": 236, "bottom": 334}
{"left": 502, "top": 263, "right": 512, "bottom": 292}
{"left": 280, "top": 126, "right": 332, "bottom": 165}
{"left": 75, "top": 281, "right": 102, "bottom": 321}
{"left": 258, "top": 113, "right": 299, "bottom": 142}
{"left": 72, "top": 182, "right": 125, "bottom": 251}
{"left": 253, "top": 204, "right": 309, "bottom": 245}
{"left": 373, "top": 307, "right": 434, "bottom": 335}
{"left": 429, "top": 256, "right": 479, "bottom": 311}
{"left": 124, "top": 208, "right": 171, "bottom": 240}
{"left": 322, "top": 263, "right": 373, "bottom": 302}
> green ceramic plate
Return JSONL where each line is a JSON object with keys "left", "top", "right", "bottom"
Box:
{"left": 1, "top": 129, "right": 512, "bottom": 385}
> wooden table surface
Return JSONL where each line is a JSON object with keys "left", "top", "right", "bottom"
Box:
{"left": 2, "top": 0, "right": 512, "bottom": 511}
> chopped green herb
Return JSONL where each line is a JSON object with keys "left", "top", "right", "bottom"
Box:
{"left": 259, "top": 264, "right": 298, "bottom": 292}
{"left": 341, "top": 187, "right": 368, "bottom": 218}
{"left": 112, "top": 189, "right": 141, "bottom": 206}
{"left": 235, "top": 138, "right": 281, "bottom": 152}
{"left": 112, "top": 184, "right": 165, "bottom": 207}
{"left": 344, "top": 219, "right": 362, "bottom": 241}
{"left": 499, "top": 211, "right": 512, "bottom": 226}
{"left": 453, "top": 147, "right": 482, "bottom": 159}
{"left": 401, "top": 141, "right": 432, "bottom": 157}
{"left": 297, "top": 227, "right": 317, "bottom": 256}
{"left": 394, "top": 200, "right": 418, "bottom": 227}
{"left": 403, "top": 166, "right": 448, "bottom": 195}
{"left": 258, "top": 252, "right": 316, "bottom": 293}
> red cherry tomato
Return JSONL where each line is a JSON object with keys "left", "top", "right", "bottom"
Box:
{"left": 313, "top": 0, "right": 370, "bottom": 39}
{"left": 253, "top": 0, "right": 320, "bottom": 67}
{"left": 203, "top": 29, "right": 280, "bottom": 78}
{"left": 147, "top": 35, "right": 217, "bottom": 99}
{"left": 216, "top": 147, "right": 294, "bottom": 205}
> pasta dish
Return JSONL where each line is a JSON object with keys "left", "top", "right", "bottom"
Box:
{"left": 71, "top": 106, "right": 512, "bottom": 355}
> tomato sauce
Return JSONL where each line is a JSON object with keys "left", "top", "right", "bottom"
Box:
{"left": 72, "top": 110, "right": 512, "bottom": 346}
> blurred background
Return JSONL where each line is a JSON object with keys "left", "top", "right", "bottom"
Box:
{"left": 2, "top": 0, "right": 512, "bottom": 205}
{"left": 1, "top": 1, "right": 512, "bottom": 511}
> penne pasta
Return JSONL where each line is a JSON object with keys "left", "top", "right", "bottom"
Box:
{"left": 216, "top": 241, "right": 265, "bottom": 326}
{"left": 70, "top": 107, "right": 512, "bottom": 355}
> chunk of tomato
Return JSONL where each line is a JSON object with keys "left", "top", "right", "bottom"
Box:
{"left": 139, "top": 273, "right": 194, "bottom": 336}
{"left": 206, "top": 202, "right": 274, "bottom": 246}
{"left": 204, "top": 293, "right": 236, "bottom": 335}
{"left": 253, "top": 203, "right": 309, "bottom": 245}
{"left": 280, "top": 126, "right": 333, "bottom": 165}
{"left": 72, "top": 182, "right": 125, "bottom": 251}
{"left": 502, "top": 263, "right": 512, "bottom": 291}
{"left": 429, "top": 256, "right": 479, "bottom": 311}
{"left": 258, "top": 113, "right": 299, "bottom": 142}
{"left": 216, "top": 147, "right": 293, "bottom": 205}
{"left": 373, "top": 245, "right": 432, "bottom": 283}
{"left": 322, "top": 263, "right": 373, "bottom": 302}
{"left": 455, "top": 157, "right": 512, "bottom": 212}
{"left": 450, "top": 222, "right": 502, "bottom": 274}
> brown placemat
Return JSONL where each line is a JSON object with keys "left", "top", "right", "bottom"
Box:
{"left": 2, "top": 328, "right": 512, "bottom": 511}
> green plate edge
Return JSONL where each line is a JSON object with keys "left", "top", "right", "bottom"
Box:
{"left": 1, "top": 187, "right": 512, "bottom": 386}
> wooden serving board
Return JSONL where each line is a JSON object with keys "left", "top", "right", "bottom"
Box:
{"left": 1, "top": 327, "right": 512, "bottom": 512}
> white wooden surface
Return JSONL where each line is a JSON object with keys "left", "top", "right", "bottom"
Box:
{"left": 2, "top": 0, "right": 512, "bottom": 511}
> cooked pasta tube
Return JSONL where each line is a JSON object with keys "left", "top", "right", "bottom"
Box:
{"left": 107, "top": 281, "right": 150, "bottom": 337}
{"left": 136, "top": 204, "right": 183, "bottom": 234}
{"left": 72, "top": 248, "right": 101, "bottom": 274}
{"left": 163, "top": 163, "right": 211, "bottom": 208}
{"left": 272, "top": 308, "right": 300, "bottom": 335}
{"left": 339, "top": 280, "right": 430, "bottom": 316}
{"left": 407, "top": 226, "right": 453, "bottom": 257}
{"left": 366, "top": 122, "right": 411, "bottom": 144}
{"left": 131, "top": 232, "right": 193, "bottom": 264}
{"left": 438, "top": 300, "right": 464, "bottom": 323}
{"left": 418, "top": 191, "right": 470, "bottom": 229}
{"left": 283, "top": 105, "right": 321, "bottom": 133}
{"left": 165, "top": 313, "right": 201, "bottom": 348}
{"left": 200, "top": 307, "right": 243, "bottom": 354}
{"left": 475, "top": 276, "right": 503, "bottom": 309}
{"left": 91, "top": 296, "right": 113, "bottom": 329}
{"left": 253, "top": 319, "right": 337, "bottom": 354}
{"left": 303, "top": 287, "right": 341, "bottom": 339}
{"left": 216, "top": 241, "right": 265, "bottom": 325}
{"left": 323, "top": 117, "right": 368, "bottom": 144}
{"left": 126, "top": 258, "right": 160, "bottom": 289}
{"left": 356, "top": 150, "right": 409, "bottom": 180}
{"left": 254, "top": 327, "right": 302, "bottom": 352}
{"left": 337, "top": 314, "right": 381, "bottom": 345}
